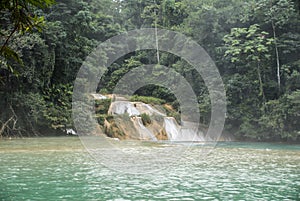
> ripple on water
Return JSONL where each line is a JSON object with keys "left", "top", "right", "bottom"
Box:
{"left": 0, "top": 138, "right": 299, "bottom": 200}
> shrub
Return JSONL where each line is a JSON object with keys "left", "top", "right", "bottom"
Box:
{"left": 140, "top": 113, "right": 151, "bottom": 126}
{"left": 130, "top": 95, "right": 165, "bottom": 105}
{"left": 95, "top": 98, "right": 111, "bottom": 114}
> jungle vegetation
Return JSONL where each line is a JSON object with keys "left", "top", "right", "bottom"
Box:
{"left": 0, "top": 0, "right": 299, "bottom": 141}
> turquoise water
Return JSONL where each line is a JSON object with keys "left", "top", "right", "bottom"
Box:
{"left": 0, "top": 137, "right": 299, "bottom": 200}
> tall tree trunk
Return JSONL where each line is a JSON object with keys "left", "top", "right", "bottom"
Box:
{"left": 257, "top": 62, "right": 266, "bottom": 105}
{"left": 154, "top": 10, "right": 160, "bottom": 64}
{"left": 271, "top": 20, "right": 281, "bottom": 91}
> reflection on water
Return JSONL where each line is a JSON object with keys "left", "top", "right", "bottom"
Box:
{"left": 0, "top": 137, "right": 299, "bottom": 200}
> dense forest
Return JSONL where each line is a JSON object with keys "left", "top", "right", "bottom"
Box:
{"left": 0, "top": 0, "right": 299, "bottom": 141}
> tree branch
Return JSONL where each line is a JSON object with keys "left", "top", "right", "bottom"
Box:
{"left": 0, "top": 116, "right": 14, "bottom": 137}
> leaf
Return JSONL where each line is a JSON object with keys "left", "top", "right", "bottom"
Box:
{"left": 26, "top": 0, "right": 55, "bottom": 8}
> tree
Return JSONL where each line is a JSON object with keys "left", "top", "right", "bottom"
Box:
{"left": 246, "top": 0, "right": 298, "bottom": 91}
{"left": 223, "top": 24, "right": 274, "bottom": 102}
{"left": 0, "top": 0, "right": 54, "bottom": 72}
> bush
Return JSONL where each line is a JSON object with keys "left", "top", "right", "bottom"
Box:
{"left": 163, "top": 105, "right": 181, "bottom": 124}
{"left": 95, "top": 98, "right": 111, "bottom": 114}
{"left": 130, "top": 95, "right": 165, "bottom": 105}
{"left": 96, "top": 114, "right": 107, "bottom": 126}
{"left": 140, "top": 113, "right": 151, "bottom": 126}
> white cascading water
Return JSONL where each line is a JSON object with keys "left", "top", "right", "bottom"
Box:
{"left": 164, "top": 117, "right": 204, "bottom": 141}
{"left": 108, "top": 101, "right": 140, "bottom": 116}
{"left": 164, "top": 117, "right": 181, "bottom": 141}
{"left": 107, "top": 99, "right": 204, "bottom": 141}
{"left": 132, "top": 117, "right": 157, "bottom": 141}
{"left": 141, "top": 103, "right": 166, "bottom": 116}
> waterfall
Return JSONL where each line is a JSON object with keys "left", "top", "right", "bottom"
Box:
{"left": 164, "top": 117, "right": 204, "bottom": 141}
{"left": 132, "top": 117, "right": 157, "bottom": 141}
{"left": 108, "top": 101, "right": 140, "bottom": 116}
{"left": 164, "top": 117, "right": 181, "bottom": 141}
{"left": 108, "top": 101, "right": 165, "bottom": 117}
{"left": 135, "top": 103, "right": 166, "bottom": 116}
{"left": 107, "top": 99, "right": 205, "bottom": 141}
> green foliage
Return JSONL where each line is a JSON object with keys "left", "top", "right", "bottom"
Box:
{"left": 163, "top": 105, "right": 181, "bottom": 125}
{"left": 239, "top": 90, "right": 300, "bottom": 141}
{"left": 198, "top": 93, "right": 211, "bottom": 125}
{"left": 43, "top": 84, "right": 73, "bottom": 129}
{"left": 17, "top": 93, "right": 47, "bottom": 124}
{"left": 140, "top": 113, "right": 151, "bottom": 126}
{"left": 0, "top": 0, "right": 55, "bottom": 73}
{"left": 95, "top": 98, "right": 112, "bottom": 126}
{"left": 224, "top": 24, "right": 274, "bottom": 63}
{"left": 0, "top": 0, "right": 299, "bottom": 141}
{"left": 95, "top": 114, "right": 107, "bottom": 126}
{"left": 95, "top": 99, "right": 112, "bottom": 114}
{"left": 221, "top": 0, "right": 300, "bottom": 141}
{"left": 130, "top": 95, "right": 166, "bottom": 105}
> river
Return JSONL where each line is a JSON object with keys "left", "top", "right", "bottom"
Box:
{"left": 0, "top": 137, "right": 299, "bottom": 200}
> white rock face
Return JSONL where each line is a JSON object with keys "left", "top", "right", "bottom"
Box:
{"left": 91, "top": 93, "right": 107, "bottom": 100}
{"left": 108, "top": 101, "right": 140, "bottom": 116}
{"left": 108, "top": 99, "right": 205, "bottom": 141}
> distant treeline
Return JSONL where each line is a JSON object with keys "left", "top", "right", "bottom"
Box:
{"left": 0, "top": 0, "right": 299, "bottom": 141}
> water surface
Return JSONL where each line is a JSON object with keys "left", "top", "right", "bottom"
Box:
{"left": 0, "top": 137, "right": 299, "bottom": 200}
